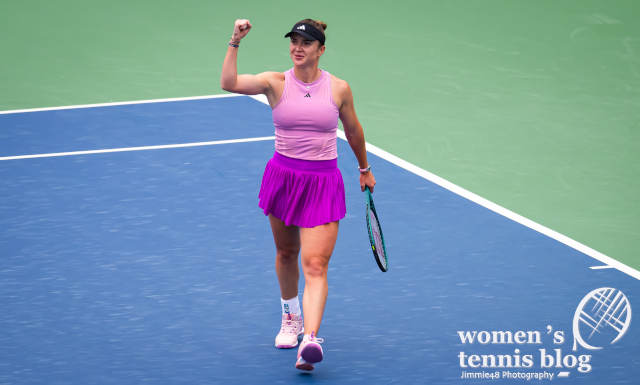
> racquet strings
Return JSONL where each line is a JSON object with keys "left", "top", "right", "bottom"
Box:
{"left": 368, "top": 206, "right": 387, "bottom": 271}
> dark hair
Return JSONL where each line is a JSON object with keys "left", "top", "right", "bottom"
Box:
{"left": 298, "top": 18, "right": 327, "bottom": 32}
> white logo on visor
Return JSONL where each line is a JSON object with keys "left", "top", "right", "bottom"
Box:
{"left": 297, "top": 25, "right": 306, "bottom": 30}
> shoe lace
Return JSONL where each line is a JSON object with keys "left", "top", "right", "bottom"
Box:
{"left": 281, "top": 314, "right": 301, "bottom": 334}
{"left": 307, "top": 331, "right": 324, "bottom": 344}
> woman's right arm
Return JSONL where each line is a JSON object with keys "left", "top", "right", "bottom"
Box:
{"left": 220, "top": 19, "right": 271, "bottom": 95}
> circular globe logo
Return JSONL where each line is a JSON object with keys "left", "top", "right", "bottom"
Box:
{"left": 572, "top": 287, "right": 632, "bottom": 351}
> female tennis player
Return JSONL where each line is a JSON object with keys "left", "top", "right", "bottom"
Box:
{"left": 221, "top": 18, "right": 376, "bottom": 371}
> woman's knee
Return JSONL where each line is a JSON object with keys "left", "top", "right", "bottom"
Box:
{"left": 276, "top": 246, "right": 300, "bottom": 262}
{"left": 302, "top": 255, "right": 329, "bottom": 278}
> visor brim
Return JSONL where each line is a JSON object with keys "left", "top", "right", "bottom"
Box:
{"left": 284, "top": 31, "right": 320, "bottom": 43}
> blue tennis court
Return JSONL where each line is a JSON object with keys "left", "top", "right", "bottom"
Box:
{"left": 1, "top": 96, "right": 638, "bottom": 384}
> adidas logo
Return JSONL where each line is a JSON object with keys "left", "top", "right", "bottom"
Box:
{"left": 297, "top": 25, "right": 306, "bottom": 31}
{"left": 304, "top": 93, "right": 311, "bottom": 98}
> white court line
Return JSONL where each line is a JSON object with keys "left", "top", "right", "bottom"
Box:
{"left": 0, "top": 136, "right": 275, "bottom": 161}
{"left": 3, "top": 93, "right": 639, "bottom": 281}
{"left": 0, "top": 93, "right": 239, "bottom": 115}
{"left": 590, "top": 265, "right": 615, "bottom": 270}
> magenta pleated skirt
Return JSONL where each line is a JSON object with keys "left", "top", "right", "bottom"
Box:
{"left": 258, "top": 151, "right": 346, "bottom": 228}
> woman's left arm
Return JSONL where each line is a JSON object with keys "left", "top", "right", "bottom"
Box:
{"left": 338, "top": 81, "right": 376, "bottom": 192}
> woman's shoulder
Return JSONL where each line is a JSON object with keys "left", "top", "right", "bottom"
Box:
{"left": 329, "top": 73, "right": 350, "bottom": 95}
{"left": 255, "top": 72, "right": 286, "bottom": 95}
{"left": 259, "top": 71, "right": 286, "bottom": 82}
{"left": 328, "top": 73, "right": 353, "bottom": 109}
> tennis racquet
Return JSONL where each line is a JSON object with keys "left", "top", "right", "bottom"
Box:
{"left": 365, "top": 186, "right": 388, "bottom": 272}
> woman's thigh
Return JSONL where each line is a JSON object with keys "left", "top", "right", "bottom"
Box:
{"left": 269, "top": 214, "right": 301, "bottom": 257}
{"left": 300, "top": 221, "right": 339, "bottom": 269}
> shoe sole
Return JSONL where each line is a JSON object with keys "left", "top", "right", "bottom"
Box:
{"left": 300, "top": 343, "right": 323, "bottom": 364}
{"left": 276, "top": 342, "right": 297, "bottom": 349}
{"left": 296, "top": 361, "right": 314, "bottom": 371}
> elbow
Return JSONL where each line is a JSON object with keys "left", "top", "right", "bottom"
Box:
{"left": 343, "top": 125, "right": 361, "bottom": 142}
{"left": 344, "top": 131, "right": 358, "bottom": 146}
{"left": 343, "top": 129, "right": 353, "bottom": 142}
{"left": 220, "top": 82, "right": 234, "bottom": 93}
{"left": 220, "top": 77, "right": 236, "bottom": 93}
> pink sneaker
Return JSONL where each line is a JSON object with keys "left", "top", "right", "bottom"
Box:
{"left": 295, "top": 332, "right": 324, "bottom": 371}
{"left": 275, "top": 313, "right": 304, "bottom": 349}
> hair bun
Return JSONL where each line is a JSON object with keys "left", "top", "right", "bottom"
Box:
{"left": 298, "top": 18, "right": 327, "bottom": 32}
{"left": 316, "top": 20, "right": 327, "bottom": 31}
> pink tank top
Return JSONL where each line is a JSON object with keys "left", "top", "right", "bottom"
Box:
{"left": 272, "top": 68, "right": 339, "bottom": 160}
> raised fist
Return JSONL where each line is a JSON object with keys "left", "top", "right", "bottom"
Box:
{"left": 232, "top": 19, "right": 252, "bottom": 42}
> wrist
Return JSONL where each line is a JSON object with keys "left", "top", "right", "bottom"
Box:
{"left": 229, "top": 37, "right": 240, "bottom": 48}
{"left": 358, "top": 165, "right": 371, "bottom": 174}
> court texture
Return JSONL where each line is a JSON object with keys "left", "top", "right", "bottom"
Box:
{"left": 1, "top": 1, "right": 639, "bottom": 384}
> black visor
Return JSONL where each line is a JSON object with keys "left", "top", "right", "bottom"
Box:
{"left": 284, "top": 22, "right": 325, "bottom": 45}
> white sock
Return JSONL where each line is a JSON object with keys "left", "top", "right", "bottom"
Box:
{"left": 281, "top": 296, "right": 301, "bottom": 316}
